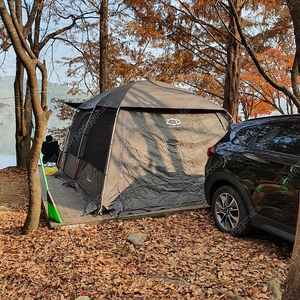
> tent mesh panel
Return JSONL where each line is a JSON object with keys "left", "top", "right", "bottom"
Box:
{"left": 69, "top": 113, "right": 90, "bottom": 156}
{"left": 81, "top": 109, "right": 116, "bottom": 173}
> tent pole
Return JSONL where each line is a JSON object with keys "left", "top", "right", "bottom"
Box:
{"left": 99, "top": 107, "right": 121, "bottom": 215}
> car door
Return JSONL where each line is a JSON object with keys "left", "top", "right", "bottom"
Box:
{"left": 235, "top": 124, "right": 300, "bottom": 231}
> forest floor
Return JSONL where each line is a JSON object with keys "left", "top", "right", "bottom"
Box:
{"left": 0, "top": 167, "right": 293, "bottom": 300}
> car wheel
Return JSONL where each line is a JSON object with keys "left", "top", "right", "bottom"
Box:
{"left": 211, "top": 185, "right": 252, "bottom": 236}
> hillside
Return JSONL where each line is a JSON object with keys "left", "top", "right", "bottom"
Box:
{"left": 0, "top": 76, "right": 85, "bottom": 108}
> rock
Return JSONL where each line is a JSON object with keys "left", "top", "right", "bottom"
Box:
{"left": 126, "top": 233, "right": 147, "bottom": 245}
{"left": 268, "top": 278, "right": 282, "bottom": 300}
{"left": 75, "top": 296, "right": 90, "bottom": 300}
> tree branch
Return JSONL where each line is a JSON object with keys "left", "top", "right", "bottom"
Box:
{"left": 226, "top": 0, "right": 300, "bottom": 110}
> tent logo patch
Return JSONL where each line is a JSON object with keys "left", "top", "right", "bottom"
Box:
{"left": 165, "top": 118, "right": 181, "bottom": 127}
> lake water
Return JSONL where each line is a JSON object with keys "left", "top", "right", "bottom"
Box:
{"left": 0, "top": 153, "right": 16, "bottom": 170}
{"left": 0, "top": 104, "right": 16, "bottom": 170}
{"left": 0, "top": 104, "right": 68, "bottom": 170}
{"left": 0, "top": 77, "right": 81, "bottom": 170}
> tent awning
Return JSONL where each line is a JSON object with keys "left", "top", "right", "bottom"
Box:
{"left": 64, "top": 102, "right": 83, "bottom": 109}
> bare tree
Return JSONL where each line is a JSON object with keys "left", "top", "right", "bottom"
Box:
{"left": 0, "top": 0, "right": 96, "bottom": 233}
{"left": 281, "top": 1, "right": 300, "bottom": 298}
{"left": 0, "top": 0, "right": 51, "bottom": 234}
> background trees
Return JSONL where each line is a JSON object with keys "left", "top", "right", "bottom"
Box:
{"left": 63, "top": 0, "right": 297, "bottom": 121}
{"left": 2, "top": 1, "right": 297, "bottom": 126}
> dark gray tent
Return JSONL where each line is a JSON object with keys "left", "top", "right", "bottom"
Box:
{"left": 59, "top": 81, "right": 231, "bottom": 216}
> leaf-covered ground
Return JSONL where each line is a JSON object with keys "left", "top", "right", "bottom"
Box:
{"left": 0, "top": 167, "right": 293, "bottom": 300}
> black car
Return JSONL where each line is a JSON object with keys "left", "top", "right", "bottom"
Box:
{"left": 204, "top": 115, "right": 300, "bottom": 242}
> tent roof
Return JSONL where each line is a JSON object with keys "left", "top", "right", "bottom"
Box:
{"left": 78, "top": 81, "right": 224, "bottom": 111}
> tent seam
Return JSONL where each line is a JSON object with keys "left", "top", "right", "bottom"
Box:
{"left": 119, "top": 110, "right": 126, "bottom": 212}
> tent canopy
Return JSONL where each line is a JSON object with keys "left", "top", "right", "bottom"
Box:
{"left": 60, "top": 80, "right": 231, "bottom": 216}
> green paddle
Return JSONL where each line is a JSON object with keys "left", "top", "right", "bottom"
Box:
{"left": 39, "top": 155, "right": 62, "bottom": 223}
{"left": 32, "top": 121, "right": 62, "bottom": 223}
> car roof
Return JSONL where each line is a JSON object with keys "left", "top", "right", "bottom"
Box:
{"left": 231, "top": 114, "right": 300, "bottom": 131}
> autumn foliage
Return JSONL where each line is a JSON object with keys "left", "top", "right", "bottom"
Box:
{"left": 59, "top": 0, "right": 299, "bottom": 120}
{"left": 240, "top": 46, "right": 295, "bottom": 118}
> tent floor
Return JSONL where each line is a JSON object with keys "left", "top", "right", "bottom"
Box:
{"left": 40, "top": 168, "right": 209, "bottom": 229}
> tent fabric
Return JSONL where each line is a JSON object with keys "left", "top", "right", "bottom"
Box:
{"left": 102, "top": 111, "right": 228, "bottom": 215}
{"left": 60, "top": 80, "right": 231, "bottom": 216}
{"left": 77, "top": 81, "right": 225, "bottom": 111}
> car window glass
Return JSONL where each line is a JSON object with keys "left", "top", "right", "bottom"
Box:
{"left": 233, "top": 127, "right": 260, "bottom": 145}
{"left": 254, "top": 125, "right": 300, "bottom": 156}
{"left": 252, "top": 126, "right": 279, "bottom": 147}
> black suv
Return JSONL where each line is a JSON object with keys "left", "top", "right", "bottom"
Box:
{"left": 204, "top": 115, "right": 300, "bottom": 242}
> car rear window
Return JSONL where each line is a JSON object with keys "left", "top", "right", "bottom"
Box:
{"left": 233, "top": 126, "right": 260, "bottom": 145}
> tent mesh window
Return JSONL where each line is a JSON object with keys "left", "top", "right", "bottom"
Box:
{"left": 68, "top": 113, "right": 91, "bottom": 157}
{"left": 81, "top": 108, "right": 116, "bottom": 173}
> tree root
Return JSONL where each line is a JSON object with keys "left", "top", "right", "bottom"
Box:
{"left": 212, "top": 288, "right": 245, "bottom": 300}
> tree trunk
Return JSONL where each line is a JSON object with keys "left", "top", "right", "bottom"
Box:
{"left": 15, "top": 130, "right": 31, "bottom": 170}
{"left": 223, "top": 0, "right": 242, "bottom": 123}
{"left": 22, "top": 161, "right": 42, "bottom": 234}
{"left": 14, "top": 60, "right": 28, "bottom": 170}
{"left": 22, "top": 73, "right": 50, "bottom": 234}
{"left": 100, "top": 0, "right": 109, "bottom": 93}
{"left": 15, "top": 94, "right": 32, "bottom": 170}
{"left": 287, "top": 0, "right": 300, "bottom": 74}
{"left": 22, "top": 122, "right": 47, "bottom": 234}
{"left": 22, "top": 121, "right": 48, "bottom": 234}
{"left": 282, "top": 1, "right": 300, "bottom": 287}
{"left": 282, "top": 199, "right": 300, "bottom": 299}
{"left": 14, "top": 53, "right": 34, "bottom": 170}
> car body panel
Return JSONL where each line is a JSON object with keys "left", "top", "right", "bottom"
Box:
{"left": 235, "top": 148, "right": 299, "bottom": 228}
{"left": 204, "top": 114, "right": 300, "bottom": 242}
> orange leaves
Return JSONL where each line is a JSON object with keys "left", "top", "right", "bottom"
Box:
{"left": 240, "top": 45, "right": 295, "bottom": 117}
{"left": 257, "top": 0, "right": 285, "bottom": 10}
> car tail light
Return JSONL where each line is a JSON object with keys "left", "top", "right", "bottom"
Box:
{"left": 207, "top": 146, "right": 216, "bottom": 156}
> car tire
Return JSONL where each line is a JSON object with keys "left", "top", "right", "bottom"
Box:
{"left": 211, "top": 185, "right": 252, "bottom": 237}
